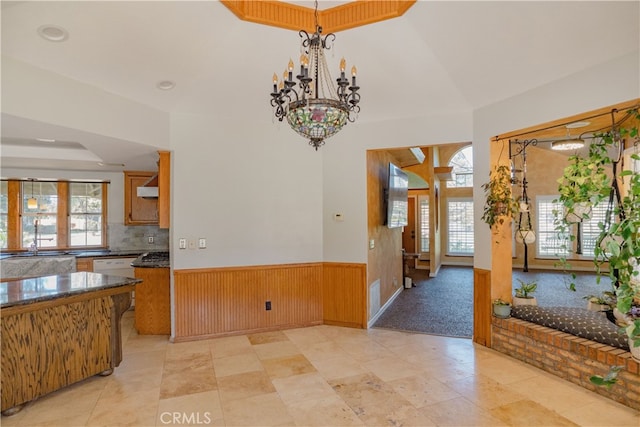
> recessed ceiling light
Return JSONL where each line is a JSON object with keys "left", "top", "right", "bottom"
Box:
{"left": 156, "top": 80, "right": 176, "bottom": 90}
{"left": 566, "top": 121, "right": 590, "bottom": 129}
{"left": 37, "top": 25, "right": 69, "bottom": 42}
{"left": 36, "top": 138, "right": 56, "bottom": 143}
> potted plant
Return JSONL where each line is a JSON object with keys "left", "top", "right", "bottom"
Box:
{"left": 481, "top": 164, "right": 518, "bottom": 228}
{"left": 583, "top": 292, "right": 614, "bottom": 313}
{"left": 492, "top": 298, "right": 512, "bottom": 318}
{"left": 513, "top": 279, "right": 537, "bottom": 306}
{"left": 556, "top": 147, "right": 610, "bottom": 224}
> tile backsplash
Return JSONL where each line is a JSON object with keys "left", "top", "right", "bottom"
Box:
{"left": 108, "top": 224, "right": 169, "bottom": 251}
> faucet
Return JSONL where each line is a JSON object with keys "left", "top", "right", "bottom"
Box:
{"left": 29, "top": 219, "right": 53, "bottom": 253}
{"left": 29, "top": 219, "right": 39, "bottom": 253}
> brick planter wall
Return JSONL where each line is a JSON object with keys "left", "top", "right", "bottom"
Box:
{"left": 492, "top": 316, "right": 640, "bottom": 410}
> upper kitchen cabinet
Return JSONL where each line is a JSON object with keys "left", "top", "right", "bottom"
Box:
{"left": 123, "top": 151, "right": 170, "bottom": 228}
{"left": 124, "top": 171, "right": 158, "bottom": 225}
{"left": 158, "top": 151, "right": 170, "bottom": 229}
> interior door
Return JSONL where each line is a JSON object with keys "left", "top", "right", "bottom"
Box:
{"left": 402, "top": 196, "right": 416, "bottom": 253}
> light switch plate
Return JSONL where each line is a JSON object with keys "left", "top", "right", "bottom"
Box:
{"left": 198, "top": 238, "right": 206, "bottom": 249}
{"left": 179, "top": 238, "right": 186, "bottom": 249}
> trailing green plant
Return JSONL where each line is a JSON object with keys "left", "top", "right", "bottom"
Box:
{"left": 481, "top": 164, "right": 518, "bottom": 228}
{"left": 554, "top": 108, "right": 640, "bottom": 388}
{"left": 514, "top": 279, "right": 537, "bottom": 298}
{"left": 589, "top": 365, "right": 623, "bottom": 389}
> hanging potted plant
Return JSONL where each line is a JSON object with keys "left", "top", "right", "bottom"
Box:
{"left": 556, "top": 152, "right": 610, "bottom": 224}
{"left": 482, "top": 164, "right": 518, "bottom": 228}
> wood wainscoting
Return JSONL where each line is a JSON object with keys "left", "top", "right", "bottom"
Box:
{"left": 173, "top": 262, "right": 367, "bottom": 341}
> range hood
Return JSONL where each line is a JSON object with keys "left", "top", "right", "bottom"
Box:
{"left": 136, "top": 174, "right": 158, "bottom": 198}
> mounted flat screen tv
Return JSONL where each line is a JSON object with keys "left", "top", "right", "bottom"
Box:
{"left": 386, "top": 162, "right": 409, "bottom": 228}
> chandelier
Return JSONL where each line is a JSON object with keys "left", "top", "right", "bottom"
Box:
{"left": 270, "top": 1, "right": 361, "bottom": 150}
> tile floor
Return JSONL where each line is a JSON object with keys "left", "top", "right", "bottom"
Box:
{"left": 2, "top": 310, "right": 639, "bottom": 426}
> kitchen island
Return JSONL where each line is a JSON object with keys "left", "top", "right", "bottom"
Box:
{"left": 0, "top": 272, "right": 140, "bottom": 415}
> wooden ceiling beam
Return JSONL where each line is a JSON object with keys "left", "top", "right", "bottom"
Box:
{"left": 220, "top": 1, "right": 417, "bottom": 33}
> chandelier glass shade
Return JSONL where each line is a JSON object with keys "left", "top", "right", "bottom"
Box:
{"left": 270, "top": 6, "right": 360, "bottom": 150}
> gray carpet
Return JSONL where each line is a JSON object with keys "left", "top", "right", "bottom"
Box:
{"left": 372, "top": 266, "right": 612, "bottom": 338}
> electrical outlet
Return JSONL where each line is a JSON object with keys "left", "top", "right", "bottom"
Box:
{"left": 148, "top": 236, "right": 154, "bottom": 244}
{"left": 179, "top": 238, "right": 186, "bottom": 249}
{"left": 265, "top": 301, "right": 271, "bottom": 311}
{"left": 198, "top": 238, "right": 206, "bottom": 249}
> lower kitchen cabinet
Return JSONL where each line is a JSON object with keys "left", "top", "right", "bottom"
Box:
{"left": 134, "top": 267, "right": 170, "bottom": 334}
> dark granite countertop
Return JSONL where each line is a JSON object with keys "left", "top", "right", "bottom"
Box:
{"left": 0, "top": 249, "right": 165, "bottom": 260}
{"left": 131, "top": 251, "right": 170, "bottom": 268}
{"left": 0, "top": 272, "right": 141, "bottom": 308}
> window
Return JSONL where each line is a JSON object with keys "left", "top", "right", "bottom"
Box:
{"left": 0, "top": 181, "right": 7, "bottom": 249}
{"left": 536, "top": 196, "right": 569, "bottom": 257}
{"left": 580, "top": 203, "right": 613, "bottom": 257}
{"left": 22, "top": 181, "right": 58, "bottom": 249}
{"left": 70, "top": 183, "right": 103, "bottom": 247}
{"left": 419, "top": 196, "right": 429, "bottom": 252}
{"left": 1, "top": 180, "right": 107, "bottom": 251}
{"left": 447, "top": 198, "right": 474, "bottom": 254}
{"left": 447, "top": 146, "right": 473, "bottom": 188}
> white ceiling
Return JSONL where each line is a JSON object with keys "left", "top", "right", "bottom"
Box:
{"left": 1, "top": 1, "right": 638, "bottom": 172}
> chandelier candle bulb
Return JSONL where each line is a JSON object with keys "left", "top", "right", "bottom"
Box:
{"left": 272, "top": 73, "right": 278, "bottom": 93}
{"left": 351, "top": 65, "right": 357, "bottom": 85}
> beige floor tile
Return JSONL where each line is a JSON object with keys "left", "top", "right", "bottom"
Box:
{"left": 505, "top": 372, "right": 606, "bottom": 413}
{"left": 337, "top": 339, "right": 398, "bottom": 362}
{"left": 247, "top": 330, "right": 289, "bottom": 345}
{"left": 356, "top": 398, "right": 437, "bottom": 427}
{"left": 490, "top": 399, "right": 579, "bottom": 426}
{"left": 447, "top": 373, "right": 528, "bottom": 410}
{"left": 156, "top": 390, "right": 224, "bottom": 426}
{"left": 212, "top": 352, "right": 263, "bottom": 378}
{"left": 286, "top": 395, "right": 364, "bottom": 426}
{"left": 114, "top": 349, "right": 167, "bottom": 374}
{"left": 329, "top": 373, "right": 399, "bottom": 408}
{"left": 87, "top": 388, "right": 159, "bottom": 426}
{"left": 472, "top": 347, "right": 543, "bottom": 384}
{"left": 271, "top": 372, "right": 336, "bottom": 405}
{"left": 210, "top": 335, "right": 253, "bottom": 359}
{"left": 388, "top": 373, "right": 462, "bottom": 408}
{"left": 559, "top": 393, "right": 640, "bottom": 426}
{"left": 283, "top": 325, "right": 331, "bottom": 347}
{"left": 159, "top": 352, "right": 217, "bottom": 399}
{"left": 299, "top": 340, "right": 351, "bottom": 363}
{"left": 221, "top": 392, "right": 294, "bottom": 426}
{"left": 362, "top": 356, "right": 425, "bottom": 382}
{"left": 8, "top": 376, "right": 106, "bottom": 426}
{"left": 122, "top": 333, "right": 170, "bottom": 355}
{"left": 310, "top": 354, "right": 369, "bottom": 381}
{"left": 217, "top": 370, "right": 277, "bottom": 403}
{"left": 419, "top": 396, "right": 509, "bottom": 426}
{"left": 262, "top": 354, "right": 317, "bottom": 379}
{"left": 253, "top": 340, "right": 302, "bottom": 360}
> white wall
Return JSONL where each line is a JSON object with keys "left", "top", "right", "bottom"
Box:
{"left": 473, "top": 51, "right": 640, "bottom": 271}
{"left": 170, "top": 113, "right": 324, "bottom": 269}
{"left": 322, "top": 112, "right": 474, "bottom": 264}
{"left": 2, "top": 56, "right": 170, "bottom": 149}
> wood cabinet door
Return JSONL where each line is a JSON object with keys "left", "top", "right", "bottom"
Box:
{"left": 124, "top": 172, "right": 158, "bottom": 225}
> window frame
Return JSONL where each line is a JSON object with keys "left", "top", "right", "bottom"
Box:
{"left": 1, "top": 180, "right": 108, "bottom": 252}
{"left": 446, "top": 197, "right": 474, "bottom": 256}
